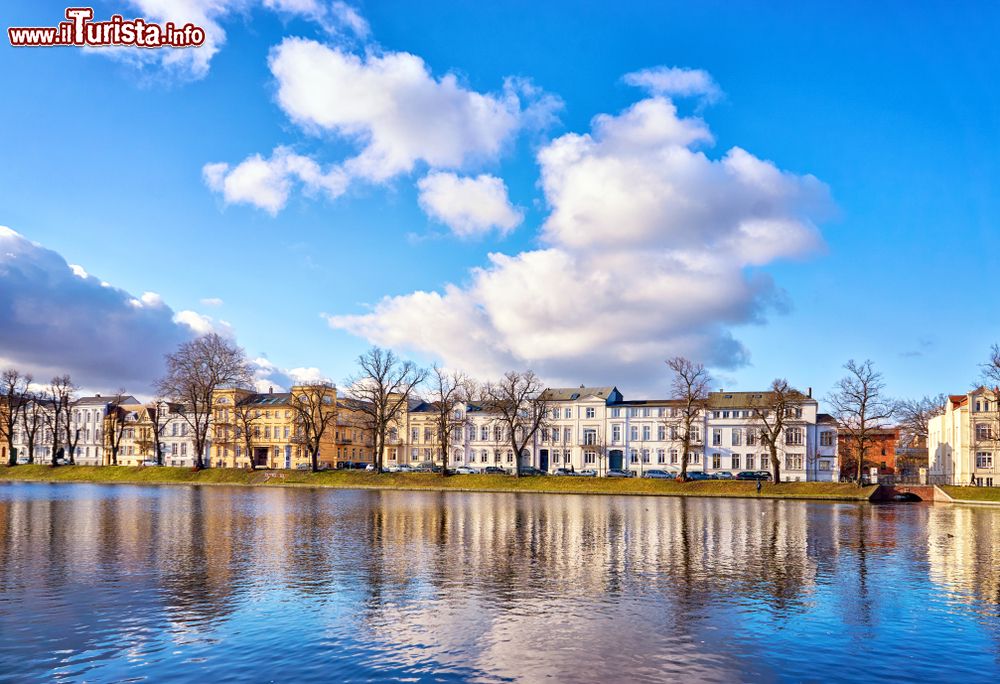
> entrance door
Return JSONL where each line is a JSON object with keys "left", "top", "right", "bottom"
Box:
{"left": 254, "top": 447, "right": 269, "bottom": 468}
{"left": 609, "top": 449, "right": 624, "bottom": 471}
{"left": 539, "top": 449, "right": 549, "bottom": 472}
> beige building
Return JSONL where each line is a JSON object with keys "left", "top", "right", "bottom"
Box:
{"left": 929, "top": 387, "right": 998, "bottom": 486}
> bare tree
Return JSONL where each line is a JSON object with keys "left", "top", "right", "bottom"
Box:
{"left": 105, "top": 389, "right": 133, "bottom": 466}
{"left": 45, "top": 375, "right": 74, "bottom": 466}
{"left": 289, "top": 383, "right": 338, "bottom": 472}
{"left": 20, "top": 391, "right": 47, "bottom": 465}
{"left": 149, "top": 400, "right": 173, "bottom": 466}
{"left": 156, "top": 333, "right": 255, "bottom": 469}
{"left": 1, "top": 368, "right": 31, "bottom": 466}
{"left": 482, "top": 371, "right": 550, "bottom": 477}
{"left": 344, "top": 347, "right": 427, "bottom": 473}
{"left": 427, "top": 366, "right": 474, "bottom": 476}
{"left": 894, "top": 394, "right": 946, "bottom": 447}
{"left": 664, "top": 357, "right": 710, "bottom": 480}
{"left": 228, "top": 399, "right": 266, "bottom": 470}
{"left": 828, "top": 360, "right": 896, "bottom": 485}
{"left": 62, "top": 380, "right": 83, "bottom": 465}
{"left": 749, "top": 379, "right": 808, "bottom": 485}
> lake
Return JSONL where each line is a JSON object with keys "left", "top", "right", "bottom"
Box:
{"left": 0, "top": 482, "right": 998, "bottom": 682}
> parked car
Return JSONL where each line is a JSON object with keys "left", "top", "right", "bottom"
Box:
{"left": 642, "top": 469, "right": 673, "bottom": 479}
{"left": 141, "top": 459, "right": 160, "bottom": 467}
{"left": 605, "top": 469, "right": 632, "bottom": 478}
{"left": 756, "top": 470, "right": 773, "bottom": 481}
{"left": 577, "top": 469, "right": 597, "bottom": 477}
{"left": 736, "top": 471, "right": 771, "bottom": 481}
{"left": 482, "top": 466, "right": 506, "bottom": 475}
{"left": 411, "top": 462, "right": 441, "bottom": 473}
{"left": 552, "top": 467, "right": 576, "bottom": 476}
{"left": 714, "top": 472, "right": 734, "bottom": 480}
{"left": 396, "top": 464, "right": 414, "bottom": 473}
{"left": 295, "top": 463, "right": 311, "bottom": 470}
{"left": 686, "top": 471, "right": 711, "bottom": 481}
{"left": 365, "top": 463, "right": 376, "bottom": 472}
{"left": 517, "top": 466, "right": 544, "bottom": 476}
{"left": 454, "top": 465, "right": 479, "bottom": 474}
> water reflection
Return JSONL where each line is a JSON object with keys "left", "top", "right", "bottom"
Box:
{"left": 1, "top": 483, "right": 999, "bottom": 682}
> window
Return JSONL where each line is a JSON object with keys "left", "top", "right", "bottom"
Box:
{"left": 584, "top": 451, "right": 596, "bottom": 464}
{"left": 657, "top": 449, "right": 666, "bottom": 464}
{"left": 712, "top": 428, "right": 722, "bottom": 446}
{"left": 785, "top": 427, "right": 803, "bottom": 446}
{"left": 820, "top": 431, "right": 833, "bottom": 447}
{"left": 506, "top": 451, "right": 513, "bottom": 463}
{"left": 563, "top": 427, "right": 571, "bottom": 443}
{"left": 747, "top": 454, "right": 755, "bottom": 469}
{"left": 630, "top": 449, "right": 638, "bottom": 464}
{"left": 642, "top": 425, "right": 651, "bottom": 441}
{"left": 630, "top": 425, "right": 638, "bottom": 441}
{"left": 977, "top": 452, "right": 993, "bottom": 469}
{"left": 732, "top": 454, "right": 741, "bottom": 469}
{"left": 691, "top": 426, "right": 701, "bottom": 442}
{"left": 690, "top": 452, "right": 701, "bottom": 465}
{"left": 611, "top": 408, "right": 621, "bottom": 418}
{"left": 481, "top": 426, "right": 489, "bottom": 441}
{"left": 641, "top": 449, "right": 650, "bottom": 463}
{"left": 976, "top": 423, "right": 993, "bottom": 441}
{"left": 585, "top": 407, "right": 596, "bottom": 419}
{"left": 564, "top": 408, "right": 571, "bottom": 419}
{"left": 670, "top": 449, "right": 678, "bottom": 465}
{"left": 785, "top": 454, "right": 804, "bottom": 470}
{"left": 712, "top": 453, "right": 721, "bottom": 469}
{"left": 542, "top": 428, "right": 550, "bottom": 442}
{"left": 722, "top": 411, "right": 730, "bottom": 419}
{"left": 746, "top": 430, "right": 757, "bottom": 446}
{"left": 657, "top": 425, "right": 666, "bottom": 440}
{"left": 612, "top": 424, "right": 622, "bottom": 443}
{"left": 731, "top": 428, "right": 742, "bottom": 446}
{"left": 583, "top": 428, "right": 597, "bottom": 445}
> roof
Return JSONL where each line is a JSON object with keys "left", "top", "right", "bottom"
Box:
{"left": 237, "top": 393, "right": 293, "bottom": 407}
{"left": 707, "top": 390, "right": 814, "bottom": 409}
{"left": 616, "top": 399, "right": 683, "bottom": 407}
{"left": 539, "top": 386, "right": 618, "bottom": 402}
{"left": 74, "top": 395, "right": 138, "bottom": 406}
{"left": 817, "top": 413, "right": 838, "bottom": 424}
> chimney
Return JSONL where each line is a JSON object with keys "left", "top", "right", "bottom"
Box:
{"left": 268, "top": 386, "right": 273, "bottom": 394}
{"left": 579, "top": 384, "right": 585, "bottom": 388}
{"left": 96, "top": 394, "right": 101, "bottom": 398}
{"left": 808, "top": 387, "right": 812, "bottom": 398}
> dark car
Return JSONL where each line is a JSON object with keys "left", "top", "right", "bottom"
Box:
{"left": 412, "top": 462, "right": 442, "bottom": 473}
{"left": 686, "top": 471, "right": 711, "bottom": 481}
{"left": 482, "top": 466, "right": 506, "bottom": 475}
{"left": 517, "top": 466, "right": 544, "bottom": 476}
{"left": 736, "top": 471, "right": 770, "bottom": 481}
{"left": 606, "top": 469, "right": 632, "bottom": 478}
{"left": 756, "top": 470, "right": 773, "bottom": 481}
{"left": 552, "top": 467, "right": 576, "bottom": 476}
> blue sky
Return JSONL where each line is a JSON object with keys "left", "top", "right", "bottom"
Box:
{"left": 1, "top": 1, "right": 998, "bottom": 401}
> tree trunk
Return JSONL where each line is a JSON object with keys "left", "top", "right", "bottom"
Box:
{"left": 6, "top": 438, "right": 15, "bottom": 466}
{"left": 771, "top": 447, "right": 781, "bottom": 484}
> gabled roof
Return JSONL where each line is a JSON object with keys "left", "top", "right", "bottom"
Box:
{"left": 539, "top": 386, "right": 618, "bottom": 402}
{"left": 74, "top": 395, "right": 138, "bottom": 406}
{"left": 237, "top": 393, "right": 293, "bottom": 407}
{"left": 707, "top": 390, "right": 813, "bottom": 409}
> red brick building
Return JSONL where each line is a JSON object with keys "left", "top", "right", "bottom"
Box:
{"left": 838, "top": 427, "right": 899, "bottom": 479}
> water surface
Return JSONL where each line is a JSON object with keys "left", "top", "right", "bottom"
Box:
{"left": 1, "top": 482, "right": 998, "bottom": 682}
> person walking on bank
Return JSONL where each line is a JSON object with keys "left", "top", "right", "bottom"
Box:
{"left": 756, "top": 478, "right": 762, "bottom": 495}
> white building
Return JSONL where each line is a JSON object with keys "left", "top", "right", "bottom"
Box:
{"left": 70, "top": 395, "right": 137, "bottom": 465}
{"left": 929, "top": 387, "right": 998, "bottom": 486}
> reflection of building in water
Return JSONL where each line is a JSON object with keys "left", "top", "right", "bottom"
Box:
{"left": 927, "top": 505, "right": 1000, "bottom": 611}
{"left": 348, "top": 491, "right": 840, "bottom": 680}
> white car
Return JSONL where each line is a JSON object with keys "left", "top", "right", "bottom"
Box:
{"left": 454, "top": 465, "right": 479, "bottom": 474}
{"left": 577, "top": 469, "right": 597, "bottom": 477}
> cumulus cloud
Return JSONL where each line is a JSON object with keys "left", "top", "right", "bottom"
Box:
{"left": 416, "top": 172, "right": 523, "bottom": 238}
{"left": 200, "top": 297, "right": 224, "bottom": 307}
{"left": 102, "top": 0, "right": 369, "bottom": 79}
{"left": 251, "top": 356, "right": 330, "bottom": 392}
{"left": 327, "top": 83, "right": 832, "bottom": 388}
{"left": 206, "top": 37, "right": 559, "bottom": 212}
{"left": 0, "top": 226, "right": 196, "bottom": 389}
{"left": 623, "top": 66, "right": 722, "bottom": 103}
{"left": 203, "top": 147, "right": 348, "bottom": 214}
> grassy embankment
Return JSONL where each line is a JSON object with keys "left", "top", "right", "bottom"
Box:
{"left": 0, "top": 465, "right": 876, "bottom": 501}
{"left": 940, "top": 485, "right": 1000, "bottom": 503}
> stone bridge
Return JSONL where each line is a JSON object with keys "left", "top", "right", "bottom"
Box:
{"left": 870, "top": 484, "right": 936, "bottom": 502}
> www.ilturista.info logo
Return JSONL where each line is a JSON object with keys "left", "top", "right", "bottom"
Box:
{"left": 8, "top": 7, "right": 206, "bottom": 48}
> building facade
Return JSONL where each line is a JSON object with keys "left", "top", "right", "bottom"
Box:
{"left": 929, "top": 388, "right": 998, "bottom": 486}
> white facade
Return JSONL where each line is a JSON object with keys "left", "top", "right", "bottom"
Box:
{"left": 929, "top": 388, "right": 998, "bottom": 486}
{"left": 396, "top": 385, "right": 838, "bottom": 481}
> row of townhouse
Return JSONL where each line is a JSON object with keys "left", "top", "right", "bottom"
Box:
{"left": 928, "top": 387, "right": 1000, "bottom": 486}
{"left": 4, "top": 386, "right": 373, "bottom": 469}
{"left": 382, "top": 386, "right": 839, "bottom": 481}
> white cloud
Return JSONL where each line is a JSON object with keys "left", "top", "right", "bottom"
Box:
{"left": 416, "top": 172, "right": 523, "bottom": 238}
{"left": 94, "top": 1, "right": 368, "bottom": 79}
{"left": 623, "top": 66, "right": 722, "bottom": 103}
{"left": 0, "top": 226, "right": 195, "bottom": 389}
{"left": 200, "top": 297, "right": 224, "bottom": 307}
{"left": 327, "top": 84, "right": 832, "bottom": 388}
{"left": 205, "top": 38, "right": 559, "bottom": 213}
{"left": 172, "top": 310, "right": 234, "bottom": 338}
{"left": 250, "top": 357, "right": 330, "bottom": 392}
{"left": 203, "top": 147, "right": 348, "bottom": 214}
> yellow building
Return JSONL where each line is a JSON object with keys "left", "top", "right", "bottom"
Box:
{"left": 334, "top": 398, "right": 374, "bottom": 465}
{"left": 211, "top": 386, "right": 339, "bottom": 469}
{"left": 103, "top": 402, "right": 144, "bottom": 466}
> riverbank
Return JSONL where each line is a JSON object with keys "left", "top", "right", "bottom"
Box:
{"left": 0, "top": 465, "right": 876, "bottom": 501}
{"left": 939, "top": 485, "right": 1000, "bottom": 504}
